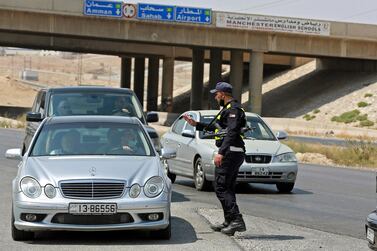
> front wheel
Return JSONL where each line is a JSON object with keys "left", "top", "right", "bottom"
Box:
{"left": 276, "top": 183, "right": 295, "bottom": 193}
{"left": 11, "top": 210, "right": 34, "bottom": 241}
{"left": 153, "top": 215, "right": 171, "bottom": 240}
{"left": 194, "top": 157, "right": 211, "bottom": 191}
{"left": 163, "top": 159, "right": 176, "bottom": 183}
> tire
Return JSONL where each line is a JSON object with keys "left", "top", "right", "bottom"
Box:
{"left": 163, "top": 159, "right": 176, "bottom": 183}
{"left": 153, "top": 215, "right": 171, "bottom": 240}
{"left": 276, "top": 183, "right": 295, "bottom": 193}
{"left": 193, "top": 157, "right": 211, "bottom": 191}
{"left": 11, "top": 210, "right": 34, "bottom": 241}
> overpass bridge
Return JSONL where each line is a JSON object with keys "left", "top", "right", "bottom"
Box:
{"left": 1, "top": 0, "right": 377, "bottom": 114}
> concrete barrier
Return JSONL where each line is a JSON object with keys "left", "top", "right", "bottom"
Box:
{"left": 0, "top": 105, "right": 31, "bottom": 119}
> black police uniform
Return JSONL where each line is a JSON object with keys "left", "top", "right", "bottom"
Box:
{"left": 195, "top": 99, "right": 246, "bottom": 233}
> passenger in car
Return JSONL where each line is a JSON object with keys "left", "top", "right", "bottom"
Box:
{"left": 50, "top": 130, "right": 80, "bottom": 155}
{"left": 55, "top": 100, "right": 72, "bottom": 116}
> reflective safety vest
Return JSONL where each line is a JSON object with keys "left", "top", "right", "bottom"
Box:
{"left": 214, "top": 103, "right": 245, "bottom": 140}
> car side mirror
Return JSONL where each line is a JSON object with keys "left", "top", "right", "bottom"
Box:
{"left": 26, "top": 112, "right": 43, "bottom": 122}
{"left": 182, "top": 129, "right": 195, "bottom": 138}
{"left": 160, "top": 148, "right": 176, "bottom": 159}
{"left": 5, "top": 148, "right": 22, "bottom": 160}
{"left": 146, "top": 112, "right": 159, "bottom": 123}
{"left": 275, "top": 130, "right": 288, "bottom": 140}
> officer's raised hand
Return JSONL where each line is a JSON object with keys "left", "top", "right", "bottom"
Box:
{"left": 182, "top": 114, "right": 197, "bottom": 126}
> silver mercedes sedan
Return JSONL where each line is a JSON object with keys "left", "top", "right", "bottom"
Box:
{"left": 161, "top": 110, "right": 298, "bottom": 193}
{"left": 6, "top": 116, "right": 176, "bottom": 241}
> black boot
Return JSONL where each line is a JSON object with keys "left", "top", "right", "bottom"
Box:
{"left": 221, "top": 216, "right": 246, "bottom": 236}
{"left": 210, "top": 220, "right": 230, "bottom": 232}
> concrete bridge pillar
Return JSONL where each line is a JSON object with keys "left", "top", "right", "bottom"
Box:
{"left": 248, "top": 51, "right": 264, "bottom": 114}
{"left": 120, "top": 56, "right": 132, "bottom": 89}
{"left": 208, "top": 48, "right": 222, "bottom": 109}
{"left": 147, "top": 56, "right": 159, "bottom": 111}
{"left": 134, "top": 57, "right": 145, "bottom": 105}
{"left": 161, "top": 57, "right": 174, "bottom": 112}
{"left": 191, "top": 48, "right": 204, "bottom": 110}
{"left": 230, "top": 50, "right": 244, "bottom": 103}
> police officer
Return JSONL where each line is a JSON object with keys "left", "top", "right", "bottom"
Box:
{"left": 183, "top": 82, "right": 246, "bottom": 236}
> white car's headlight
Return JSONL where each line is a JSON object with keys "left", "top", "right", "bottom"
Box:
{"left": 44, "top": 184, "right": 56, "bottom": 199}
{"left": 274, "top": 152, "right": 297, "bottom": 162}
{"left": 144, "top": 176, "right": 164, "bottom": 198}
{"left": 20, "top": 177, "right": 42, "bottom": 198}
{"left": 129, "top": 183, "right": 141, "bottom": 198}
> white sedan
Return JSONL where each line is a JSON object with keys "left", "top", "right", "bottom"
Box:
{"left": 161, "top": 110, "right": 298, "bottom": 192}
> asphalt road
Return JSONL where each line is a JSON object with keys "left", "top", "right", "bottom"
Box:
{"left": 0, "top": 128, "right": 375, "bottom": 248}
{"left": 173, "top": 165, "right": 376, "bottom": 239}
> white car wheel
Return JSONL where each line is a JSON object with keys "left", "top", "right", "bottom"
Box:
{"left": 194, "top": 157, "right": 210, "bottom": 191}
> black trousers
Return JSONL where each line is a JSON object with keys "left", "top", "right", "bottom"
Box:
{"left": 215, "top": 151, "right": 245, "bottom": 222}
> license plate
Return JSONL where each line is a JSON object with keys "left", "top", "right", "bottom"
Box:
{"left": 367, "top": 227, "right": 375, "bottom": 243}
{"left": 251, "top": 167, "right": 270, "bottom": 176}
{"left": 69, "top": 203, "right": 117, "bottom": 215}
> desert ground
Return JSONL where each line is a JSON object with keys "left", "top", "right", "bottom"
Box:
{"left": 0, "top": 50, "right": 375, "bottom": 132}
{"left": 0, "top": 50, "right": 376, "bottom": 168}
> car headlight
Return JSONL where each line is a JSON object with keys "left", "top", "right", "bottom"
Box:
{"left": 20, "top": 177, "right": 42, "bottom": 198}
{"left": 129, "top": 183, "right": 141, "bottom": 198}
{"left": 144, "top": 176, "right": 164, "bottom": 198}
{"left": 274, "top": 152, "right": 297, "bottom": 162}
{"left": 44, "top": 184, "right": 56, "bottom": 199}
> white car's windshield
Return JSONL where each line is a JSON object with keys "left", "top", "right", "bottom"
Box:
{"left": 30, "top": 122, "right": 154, "bottom": 156}
{"left": 48, "top": 93, "right": 145, "bottom": 123}
{"left": 199, "top": 115, "right": 276, "bottom": 140}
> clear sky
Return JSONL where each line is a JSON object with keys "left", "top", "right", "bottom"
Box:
{"left": 126, "top": 0, "right": 377, "bottom": 24}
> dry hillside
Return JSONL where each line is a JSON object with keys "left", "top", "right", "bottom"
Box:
{"left": 0, "top": 52, "right": 376, "bottom": 131}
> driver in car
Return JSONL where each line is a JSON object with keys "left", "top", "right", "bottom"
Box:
{"left": 112, "top": 96, "right": 133, "bottom": 116}
{"left": 121, "top": 128, "right": 144, "bottom": 155}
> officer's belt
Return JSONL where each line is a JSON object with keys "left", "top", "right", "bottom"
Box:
{"left": 229, "top": 146, "right": 244, "bottom": 152}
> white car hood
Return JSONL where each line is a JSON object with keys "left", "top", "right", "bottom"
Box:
{"left": 22, "top": 156, "right": 159, "bottom": 187}
{"left": 199, "top": 139, "right": 293, "bottom": 156}
{"left": 244, "top": 140, "right": 282, "bottom": 155}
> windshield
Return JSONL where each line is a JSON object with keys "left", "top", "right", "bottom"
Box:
{"left": 30, "top": 122, "right": 154, "bottom": 156}
{"left": 199, "top": 115, "right": 276, "bottom": 141}
{"left": 48, "top": 92, "right": 145, "bottom": 123}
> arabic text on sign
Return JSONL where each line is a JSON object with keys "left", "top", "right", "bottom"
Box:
{"left": 216, "top": 13, "right": 330, "bottom": 36}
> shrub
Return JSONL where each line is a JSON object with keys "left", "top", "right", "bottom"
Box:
{"left": 313, "top": 109, "right": 320, "bottom": 114}
{"left": 331, "top": 110, "right": 360, "bottom": 123}
{"left": 285, "top": 139, "right": 377, "bottom": 168}
{"left": 364, "top": 93, "right": 373, "bottom": 98}
{"left": 0, "top": 114, "right": 26, "bottom": 129}
{"left": 360, "top": 120, "right": 374, "bottom": 127}
{"left": 357, "top": 101, "right": 369, "bottom": 107}
{"left": 344, "top": 139, "right": 377, "bottom": 165}
{"left": 303, "top": 114, "right": 315, "bottom": 121}
{"left": 356, "top": 114, "right": 368, "bottom": 121}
